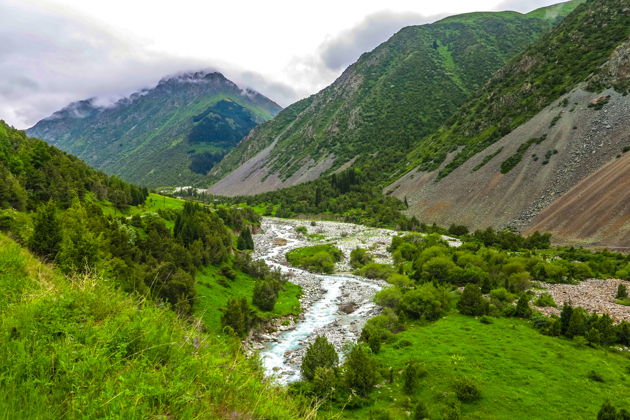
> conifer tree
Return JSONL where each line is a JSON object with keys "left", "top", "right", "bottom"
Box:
{"left": 29, "top": 200, "right": 62, "bottom": 260}
{"left": 301, "top": 336, "right": 339, "bottom": 381}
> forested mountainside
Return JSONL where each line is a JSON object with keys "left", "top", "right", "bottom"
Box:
{"left": 388, "top": 0, "right": 630, "bottom": 247}
{"left": 28, "top": 71, "right": 281, "bottom": 188}
{"left": 207, "top": 2, "right": 581, "bottom": 196}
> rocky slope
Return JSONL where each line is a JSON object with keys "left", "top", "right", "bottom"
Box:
{"left": 388, "top": 1, "right": 630, "bottom": 247}
{"left": 207, "top": 3, "right": 580, "bottom": 196}
{"left": 28, "top": 71, "right": 281, "bottom": 187}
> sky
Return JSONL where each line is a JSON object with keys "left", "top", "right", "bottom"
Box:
{"left": 0, "top": 0, "right": 564, "bottom": 129}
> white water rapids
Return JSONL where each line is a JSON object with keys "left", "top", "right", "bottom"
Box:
{"left": 250, "top": 218, "right": 389, "bottom": 384}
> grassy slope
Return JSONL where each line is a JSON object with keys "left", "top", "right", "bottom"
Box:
{"left": 196, "top": 265, "right": 301, "bottom": 333}
{"left": 337, "top": 314, "right": 630, "bottom": 419}
{"left": 0, "top": 234, "right": 306, "bottom": 419}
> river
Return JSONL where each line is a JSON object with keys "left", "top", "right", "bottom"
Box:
{"left": 249, "top": 217, "right": 393, "bottom": 384}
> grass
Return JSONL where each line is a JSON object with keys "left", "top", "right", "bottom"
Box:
{"left": 0, "top": 234, "right": 308, "bottom": 419}
{"left": 336, "top": 314, "right": 630, "bottom": 419}
{"left": 195, "top": 265, "right": 301, "bottom": 333}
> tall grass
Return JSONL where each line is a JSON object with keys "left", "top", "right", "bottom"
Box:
{"left": 0, "top": 235, "right": 310, "bottom": 419}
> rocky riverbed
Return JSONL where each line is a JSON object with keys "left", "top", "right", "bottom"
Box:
{"left": 533, "top": 278, "right": 630, "bottom": 323}
{"left": 244, "top": 218, "right": 394, "bottom": 384}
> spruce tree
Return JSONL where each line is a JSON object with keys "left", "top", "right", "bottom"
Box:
{"left": 29, "top": 200, "right": 62, "bottom": 260}
{"left": 301, "top": 336, "right": 339, "bottom": 381}
{"left": 343, "top": 344, "right": 377, "bottom": 396}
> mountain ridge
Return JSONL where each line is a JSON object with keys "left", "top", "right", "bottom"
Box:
{"left": 28, "top": 71, "right": 282, "bottom": 187}
{"left": 207, "top": 2, "right": 580, "bottom": 196}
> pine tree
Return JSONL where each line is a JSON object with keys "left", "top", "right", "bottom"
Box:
{"left": 560, "top": 303, "right": 573, "bottom": 335}
{"left": 515, "top": 295, "right": 532, "bottom": 318}
{"left": 220, "top": 297, "right": 253, "bottom": 336}
{"left": 29, "top": 200, "right": 62, "bottom": 260}
{"left": 237, "top": 228, "right": 254, "bottom": 250}
{"left": 301, "top": 336, "right": 339, "bottom": 381}
{"left": 343, "top": 344, "right": 377, "bottom": 396}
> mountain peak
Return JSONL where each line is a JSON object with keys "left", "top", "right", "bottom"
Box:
{"left": 157, "top": 70, "right": 232, "bottom": 86}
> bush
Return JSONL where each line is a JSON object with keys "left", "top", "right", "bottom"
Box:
{"left": 286, "top": 245, "right": 343, "bottom": 274}
{"left": 457, "top": 284, "right": 489, "bottom": 316}
{"left": 400, "top": 283, "right": 452, "bottom": 321}
{"left": 295, "top": 226, "right": 307, "bottom": 235}
{"left": 403, "top": 360, "right": 426, "bottom": 395}
{"left": 534, "top": 293, "right": 556, "bottom": 307}
{"left": 453, "top": 378, "right": 481, "bottom": 403}
{"left": 413, "top": 401, "right": 430, "bottom": 420}
{"left": 350, "top": 247, "right": 373, "bottom": 268}
{"left": 301, "top": 336, "right": 339, "bottom": 381}
{"left": 355, "top": 262, "right": 395, "bottom": 279}
{"left": 343, "top": 345, "right": 378, "bottom": 396}
{"left": 617, "top": 283, "right": 628, "bottom": 299}
{"left": 312, "top": 367, "right": 338, "bottom": 398}
{"left": 252, "top": 280, "right": 279, "bottom": 311}
{"left": 514, "top": 295, "right": 532, "bottom": 319}
{"left": 220, "top": 297, "right": 254, "bottom": 336}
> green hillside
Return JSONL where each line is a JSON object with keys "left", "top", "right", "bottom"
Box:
{"left": 405, "top": 0, "right": 630, "bottom": 179}
{"left": 28, "top": 72, "right": 281, "bottom": 188}
{"left": 209, "top": 2, "right": 579, "bottom": 189}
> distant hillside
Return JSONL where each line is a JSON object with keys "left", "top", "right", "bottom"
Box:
{"left": 388, "top": 0, "right": 630, "bottom": 247}
{"left": 0, "top": 120, "right": 145, "bottom": 210}
{"left": 28, "top": 71, "right": 281, "bottom": 187}
{"left": 208, "top": 2, "right": 580, "bottom": 196}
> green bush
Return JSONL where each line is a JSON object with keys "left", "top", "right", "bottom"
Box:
{"left": 350, "top": 247, "right": 373, "bottom": 268}
{"left": 286, "top": 244, "right": 343, "bottom": 273}
{"left": 534, "top": 293, "right": 556, "bottom": 307}
{"left": 252, "top": 280, "right": 279, "bottom": 311}
{"left": 454, "top": 378, "right": 481, "bottom": 403}
{"left": 356, "top": 262, "right": 395, "bottom": 279}
{"left": 457, "top": 284, "right": 489, "bottom": 316}
{"left": 301, "top": 336, "right": 339, "bottom": 381}
{"left": 343, "top": 345, "right": 378, "bottom": 396}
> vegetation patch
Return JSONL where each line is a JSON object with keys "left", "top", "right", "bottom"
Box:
{"left": 286, "top": 244, "right": 343, "bottom": 273}
{"left": 500, "top": 135, "right": 547, "bottom": 174}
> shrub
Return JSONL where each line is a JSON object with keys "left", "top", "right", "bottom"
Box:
{"left": 403, "top": 360, "right": 426, "bottom": 395}
{"left": 400, "top": 283, "right": 452, "bottom": 321}
{"left": 252, "top": 280, "right": 278, "bottom": 311}
{"left": 237, "top": 228, "right": 255, "bottom": 250}
{"left": 457, "top": 284, "right": 489, "bottom": 316}
{"left": 514, "top": 295, "right": 532, "bottom": 319}
{"left": 413, "top": 401, "right": 430, "bottom": 420}
{"left": 356, "top": 262, "right": 395, "bottom": 279}
{"left": 301, "top": 336, "right": 339, "bottom": 381}
{"left": 453, "top": 378, "right": 481, "bottom": 403}
{"left": 286, "top": 244, "right": 343, "bottom": 273}
{"left": 312, "top": 367, "right": 337, "bottom": 398}
{"left": 350, "top": 247, "right": 373, "bottom": 268}
{"left": 534, "top": 293, "right": 556, "bottom": 307}
{"left": 220, "top": 297, "right": 254, "bottom": 337}
{"left": 220, "top": 264, "right": 237, "bottom": 280}
{"left": 617, "top": 283, "right": 628, "bottom": 299}
{"left": 295, "top": 226, "right": 307, "bottom": 235}
{"left": 343, "top": 345, "right": 378, "bottom": 396}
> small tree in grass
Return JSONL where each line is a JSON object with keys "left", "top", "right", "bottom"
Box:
{"left": 252, "top": 280, "right": 278, "bottom": 311}
{"left": 457, "top": 284, "right": 489, "bottom": 316}
{"left": 343, "top": 344, "right": 378, "bottom": 396}
{"left": 301, "top": 336, "right": 339, "bottom": 381}
{"left": 220, "top": 297, "right": 254, "bottom": 337}
{"left": 403, "top": 360, "right": 425, "bottom": 395}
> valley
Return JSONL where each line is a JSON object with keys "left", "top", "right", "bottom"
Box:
{"left": 2, "top": 0, "right": 630, "bottom": 418}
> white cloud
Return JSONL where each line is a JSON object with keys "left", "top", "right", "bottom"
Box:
{"left": 0, "top": 0, "right": 572, "bottom": 129}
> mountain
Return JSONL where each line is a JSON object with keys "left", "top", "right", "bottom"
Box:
{"left": 207, "top": 2, "right": 581, "bottom": 196}
{"left": 28, "top": 71, "right": 282, "bottom": 187}
{"left": 387, "top": 0, "right": 630, "bottom": 247}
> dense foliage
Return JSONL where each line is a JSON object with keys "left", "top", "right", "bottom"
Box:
{"left": 0, "top": 121, "right": 147, "bottom": 210}
{"left": 285, "top": 244, "right": 343, "bottom": 274}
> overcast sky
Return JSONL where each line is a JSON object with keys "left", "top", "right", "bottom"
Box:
{"left": 1, "top": 0, "right": 563, "bottom": 129}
